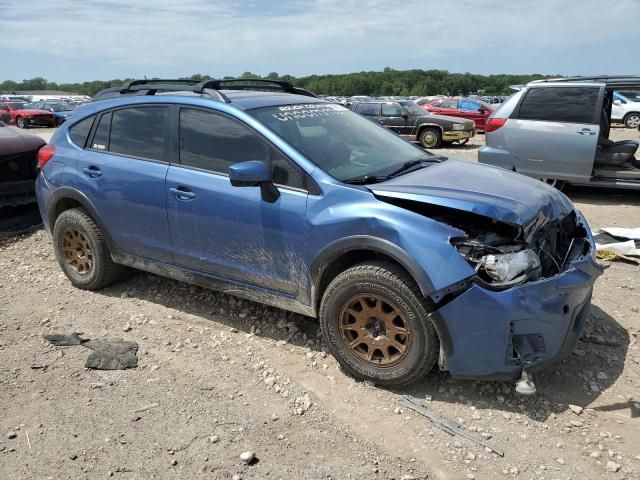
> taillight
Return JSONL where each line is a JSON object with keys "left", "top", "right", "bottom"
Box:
{"left": 38, "top": 144, "right": 56, "bottom": 169}
{"left": 485, "top": 118, "right": 507, "bottom": 133}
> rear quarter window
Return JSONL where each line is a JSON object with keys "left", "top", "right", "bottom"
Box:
{"left": 68, "top": 116, "right": 95, "bottom": 148}
{"left": 516, "top": 87, "right": 600, "bottom": 124}
{"left": 109, "top": 107, "right": 168, "bottom": 160}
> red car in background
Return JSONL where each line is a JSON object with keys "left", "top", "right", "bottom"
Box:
{"left": 419, "top": 97, "right": 493, "bottom": 132}
{"left": 0, "top": 102, "right": 55, "bottom": 129}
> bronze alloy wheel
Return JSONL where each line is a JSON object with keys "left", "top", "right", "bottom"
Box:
{"left": 339, "top": 293, "right": 412, "bottom": 367}
{"left": 62, "top": 228, "right": 93, "bottom": 275}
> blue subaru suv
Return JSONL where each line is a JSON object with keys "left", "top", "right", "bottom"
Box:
{"left": 36, "top": 79, "right": 603, "bottom": 388}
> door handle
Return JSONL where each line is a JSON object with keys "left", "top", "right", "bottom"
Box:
{"left": 82, "top": 166, "right": 102, "bottom": 178}
{"left": 170, "top": 187, "right": 196, "bottom": 201}
{"left": 578, "top": 128, "right": 596, "bottom": 136}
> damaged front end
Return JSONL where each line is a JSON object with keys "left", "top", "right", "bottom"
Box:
{"left": 432, "top": 208, "right": 603, "bottom": 380}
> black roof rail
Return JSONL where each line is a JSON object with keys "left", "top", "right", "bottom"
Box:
{"left": 530, "top": 75, "right": 640, "bottom": 87}
{"left": 92, "top": 77, "right": 318, "bottom": 102}
{"left": 194, "top": 78, "right": 318, "bottom": 98}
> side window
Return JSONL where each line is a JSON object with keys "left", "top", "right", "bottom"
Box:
{"left": 440, "top": 100, "right": 459, "bottom": 109}
{"left": 179, "top": 108, "right": 305, "bottom": 189}
{"left": 69, "top": 116, "right": 95, "bottom": 148}
{"left": 179, "top": 108, "right": 267, "bottom": 173}
{"left": 109, "top": 107, "right": 168, "bottom": 160}
{"left": 0, "top": 105, "right": 8, "bottom": 111}
{"left": 360, "top": 103, "right": 380, "bottom": 117}
{"left": 381, "top": 103, "right": 404, "bottom": 117}
{"left": 270, "top": 149, "right": 304, "bottom": 189}
{"left": 91, "top": 112, "right": 111, "bottom": 151}
{"left": 517, "top": 87, "right": 600, "bottom": 123}
{"left": 459, "top": 100, "right": 480, "bottom": 112}
{"left": 351, "top": 103, "right": 362, "bottom": 113}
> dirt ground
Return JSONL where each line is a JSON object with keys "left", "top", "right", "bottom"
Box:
{"left": 1, "top": 126, "right": 639, "bottom": 480}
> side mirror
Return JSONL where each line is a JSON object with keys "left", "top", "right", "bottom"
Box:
{"left": 229, "top": 160, "right": 280, "bottom": 203}
{"left": 402, "top": 113, "right": 409, "bottom": 119}
{"left": 613, "top": 99, "right": 622, "bottom": 106}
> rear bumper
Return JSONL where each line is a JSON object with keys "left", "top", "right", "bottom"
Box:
{"left": 478, "top": 145, "right": 514, "bottom": 170}
{"left": 431, "top": 211, "right": 603, "bottom": 380}
{"left": 443, "top": 130, "right": 474, "bottom": 141}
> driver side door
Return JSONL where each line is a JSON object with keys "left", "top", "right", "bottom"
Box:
{"left": 165, "top": 107, "right": 310, "bottom": 296}
{"left": 378, "top": 103, "right": 410, "bottom": 135}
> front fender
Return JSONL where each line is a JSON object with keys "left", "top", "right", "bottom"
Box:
{"left": 304, "top": 184, "right": 477, "bottom": 308}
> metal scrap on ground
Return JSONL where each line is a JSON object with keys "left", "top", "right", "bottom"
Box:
{"left": 400, "top": 395, "right": 505, "bottom": 457}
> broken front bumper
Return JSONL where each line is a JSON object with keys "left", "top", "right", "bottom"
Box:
{"left": 431, "top": 212, "right": 604, "bottom": 381}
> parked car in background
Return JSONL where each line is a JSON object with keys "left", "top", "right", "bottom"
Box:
{"left": 0, "top": 120, "right": 46, "bottom": 210}
{"left": 420, "top": 97, "right": 493, "bottom": 131}
{"left": 32, "top": 101, "right": 75, "bottom": 126}
{"left": 0, "top": 102, "right": 56, "bottom": 128}
{"left": 611, "top": 92, "right": 640, "bottom": 128}
{"left": 36, "top": 78, "right": 602, "bottom": 388}
{"left": 479, "top": 76, "right": 640, "bottom": 190}
{"left": 351, "top": 100, "right": 474, "bottom": 148}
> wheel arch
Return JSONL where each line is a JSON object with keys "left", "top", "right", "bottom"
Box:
{"left": 48, "top": 187, "right": 117, "bottom": 253}
{"left": 309, "top": 236, "right": 435, "bottom": 315}
{"left": 416, "top": 123, "right": 443, "bottom": 139}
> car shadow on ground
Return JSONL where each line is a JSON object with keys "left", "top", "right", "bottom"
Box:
{"left": 98, "top": 270, "right": 629, "bottom": 421}
{"left": 565, "top": 185, "right": 640, "bottom": 208}
{"left": 398, "top": 304, "right": 630, "bottom": 422}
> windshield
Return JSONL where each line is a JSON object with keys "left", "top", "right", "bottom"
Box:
{"left": 399, "top": 101, "right": 427, "bottom": 116}
{"left": 48, "top": 103, "right": 68, "bottom": 112}
{"left": 250, "top": 103, "right": 431, "bottom": 181}
{"left": 8, "top": 102, "right": 31, "bottom": 110}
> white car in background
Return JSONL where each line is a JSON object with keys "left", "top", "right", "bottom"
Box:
{"left": 612, "top": 91, "right": 640, "bottom": 128}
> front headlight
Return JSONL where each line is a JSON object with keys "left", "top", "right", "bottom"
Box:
{"left": 476, "top": 249, "right": 540, "bottom": 286}
{"left": 452, "top": 123, "right": 466, "bottom": 130}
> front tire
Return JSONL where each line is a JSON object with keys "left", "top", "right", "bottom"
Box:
{"left": 419, "top": 127, "right": 442, "bottom": 149}
{"left": 623, "top": 113, "right": 640, "bottom": 129}
{"left": 53, "top": 208, "right": 124, "bottom": 290}
{"left": 319, "top": 261, "right": 438, "bottom": 387}
{"left": 16, "top": 116, "right": 26, "bottom": 128}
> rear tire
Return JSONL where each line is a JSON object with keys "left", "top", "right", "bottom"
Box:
{"left": 319, "top": 261, "right": 438, "bottom": 387}
{"left": 419, "top": 127, "right": 442, "bottom": 149}
{"left": 53, "top": 208, "right": 124, "bottom": 290}
{"left": 623, "top": 113, "right": 640, "bottom": 129}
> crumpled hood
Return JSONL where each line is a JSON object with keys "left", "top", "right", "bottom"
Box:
{"left": 0, "top": 124, "right": 46, "bottom": 155}
{"left": 369, "top": 159, "right": 573, "bottom": 241}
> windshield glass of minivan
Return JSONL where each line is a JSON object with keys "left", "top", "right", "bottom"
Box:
{"left": 250, "top": 103, "right": 431, "bottom": 182}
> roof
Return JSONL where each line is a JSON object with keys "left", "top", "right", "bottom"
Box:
{"left": 529, "top": 75, "right": 640, "bottom": 89}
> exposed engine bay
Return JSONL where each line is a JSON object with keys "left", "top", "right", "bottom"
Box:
{"left": 376, "top": 196, "right": 589, "bottom": 289}
{"left": 451, "top": 210, "right": 589, "bottom": 288}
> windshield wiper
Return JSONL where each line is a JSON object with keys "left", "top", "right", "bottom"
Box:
{"left": 342, "top": 175, "right": 390, "bottom": 185}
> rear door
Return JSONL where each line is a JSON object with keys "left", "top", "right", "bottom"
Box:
{"left": 378, "top": 103, "right": 411, "bottom": 135}
{"left": 76, "top": 106, "right": 173, "bottom": 263}
{"left": 505, "top": 85, "right": 602, "bottom": 182}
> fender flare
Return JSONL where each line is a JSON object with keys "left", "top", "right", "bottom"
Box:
{"left": 309, "top": 235, "right": 435, "bottom": 307}
{"left": 47, "top": 187, "right": 118, "bottom": 252}
{"left": 415, "top": 123, "right": 443, "bottom": 138}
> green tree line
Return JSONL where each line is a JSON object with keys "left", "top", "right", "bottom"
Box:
{"left": 0, "top": 69, "right": 554, "bottom": 97}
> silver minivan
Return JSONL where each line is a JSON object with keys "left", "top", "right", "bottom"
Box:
{"left": 479, "top": 76, "right": 640, "bottom": 189}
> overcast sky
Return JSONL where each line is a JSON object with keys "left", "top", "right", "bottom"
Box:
{"left": 2, "top": 0, "right": 639, "bottom": 83}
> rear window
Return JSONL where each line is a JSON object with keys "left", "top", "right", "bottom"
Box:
{"left": 109, "top": 107, "right": 168, "bottom": 160}
{"left": 68, "top": 116, "right": 94, "bottom": 148}
{"left": 516, "top": 87, "right": 600, "bottom": 123}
